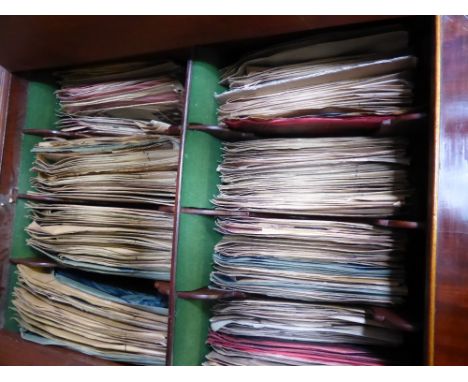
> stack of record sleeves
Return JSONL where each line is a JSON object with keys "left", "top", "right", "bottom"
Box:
{"left": 206, "top": 26, "right": 416, "bottom": 366}
{"left": 15, "top": 60, "right": 185, "bottom": 364}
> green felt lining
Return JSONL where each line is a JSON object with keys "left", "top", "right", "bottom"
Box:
{"left": 4, "top": 80, "right": 58, "bottom": 331}
{"left": 172, "top": 298, "right": 214, "bottom": 366}
{"left": 172, "top": 48, "right": 224, "bottom": 365}
{"left": 181, "top": 48, "right": 225, "bottom": 209}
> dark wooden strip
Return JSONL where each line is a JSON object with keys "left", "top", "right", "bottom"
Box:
{"left": 0, "top": 74, "right": 27, "bottom": 328}
{"left": 159, "top": 205, "right": 175, "bottom": 213}
{"left": 179, "top": 207, "right": 424, "bottom": 230}
{"left": 17, "top": 193, "right": 174, "bottom": 212}
{"left": 11, "top": 258, "right": 172, "bottom": 288}
{"left": 154, "top": 281, "right": 170, "bottom": 296}
{"left": 25, "top": 116, "right": 425, "bottom": 141}
{"left": 174, "top": 289, "right": 415, "bottom": 332}
{"left": 23, "top": 126, "right": 181, "bottom": 138}
{"left": 23, "top": 129, "right": 90, "bottom": 138}
{"left": 0, "top": 66, "right": 12, "bottom": 172}
{"left": 180, "top": 207, "right": 249, "bottom": 217}
{"left": 10, "top": 257, "right": 58, "bottom": 268}
{"left": 189, "top": 124, "right": 257, "bottom": 141}
{"left": 177, "top": 288, "right": 246, "bottom": 301}
{"left": 223, "top": 113, "right": 427, "bottom": 138}
{"left": 374, "top": 219, "right": 424, "bottom": 230}
{"left": 0, "top": 66, "right": 12, "bottom": 329}
{"left": 369, "top": 307, "right": 415, "bottom": 332}
{"left": 0, "top": 329, "right": 119, "bottom": 365}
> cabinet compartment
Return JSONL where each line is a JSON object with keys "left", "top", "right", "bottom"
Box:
{"left": 171, "top": 16, "right": 435, "bottom": 365}
{"left": 1, "top": 62, "right": 188, "bottom": 365}
{"left": 0, "top": 15, "right": 440, "bottom": 365}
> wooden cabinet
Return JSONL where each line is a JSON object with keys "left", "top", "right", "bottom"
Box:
{"left": 0, "top": 15, "right": 467, "bottom": 366}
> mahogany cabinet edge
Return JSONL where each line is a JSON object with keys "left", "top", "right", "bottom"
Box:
{"left": 0, "top": 73, "right": 27, "bottom": 329}
{"left": 0, "top": 66, "right": 12, "bottom": 170}
{"left": 0, "top": 16, "right": 404, "bottom": 72}
{"left": 0, "top": 66, "right": 12, "bottom": 330}
{"left": 0, "top": 329, "right": 119, "bottom": 366}
{"left": 430, "top": 15, "right": 468, "bottom": 366}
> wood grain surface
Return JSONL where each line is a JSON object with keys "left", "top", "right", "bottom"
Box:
{"left": 0, "top": 16, "right": 400, "bottom": 72}
{"left": 430, "top": 15, "right": 468, "bottom": 365}
{"left": 0, "top": 329, "right": 119, "bottom": 365}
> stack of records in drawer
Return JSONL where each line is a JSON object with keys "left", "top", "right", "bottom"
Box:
{"left": 29, "top": 135, "right": 180, "bottom": 206}
{"left": 213, "top": 137, "right": 412, "bottom": 217}
{"left": 206, "top": 301, "right": 400, "bottom": 366}
{"left": 217, "top": 26, "right": 416, "bottom": 126}
{"left": 26, "top": 203, "right": 174, "bottom": 279}
{"left": 210, "top": 216, "right": 407, "bottom": 305}
{"left": 14, "top": 61, "right": 185, "bottom": 364}
{"left": 14, "top": 265, "right": 168, "bottom": 365}
{"left": 206, "top": 26, "right": 416, "bottom": 366}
